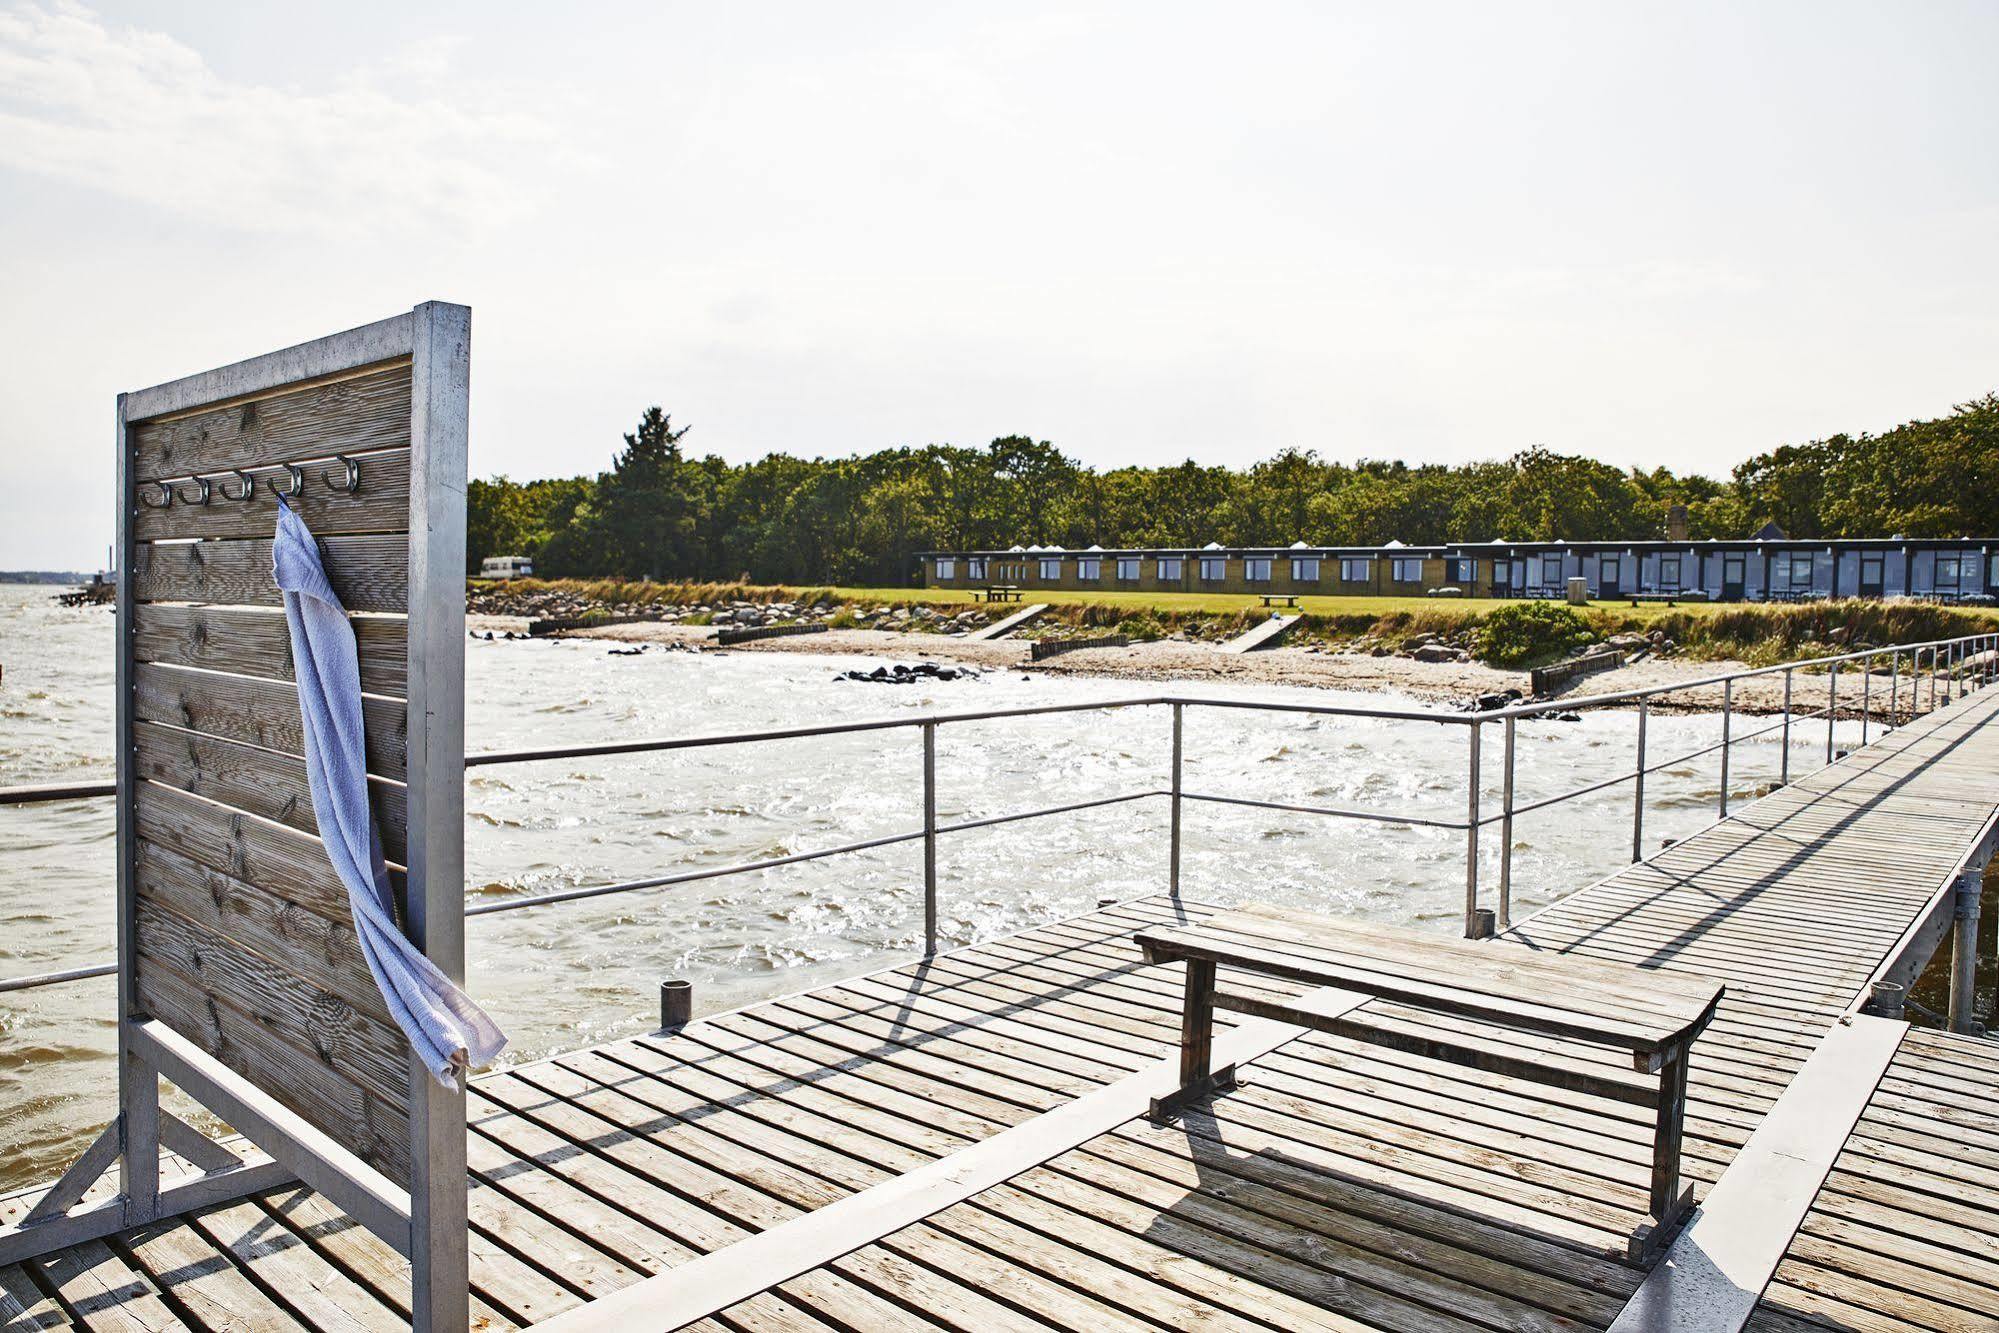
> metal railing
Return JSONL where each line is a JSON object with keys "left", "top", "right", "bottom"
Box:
{"left": 3, "top": 631, "right": 1995, "bottom": 997}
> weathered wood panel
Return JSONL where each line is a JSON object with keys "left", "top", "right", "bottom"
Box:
{"left": 134, "top": 603, "right": 406, "bottom": 698}
{"left": 134, "top": 837, "right": 381, "bottom": 1024}
{"left": 133, "top": 720, "right": 407, "bottom": 863}
{"left": 132, "top": 362, "right": 411, "bottom": 482}
{"left": 134, "top": 954, "right": 411, "bottom": 1186}
{"left": 135, "top": 781, "right": 354, "bottom": 923}
{"left": 134, "top": 661, "right": 406, "bottom": 781}
{"left": 134, "top": 449, "right": 410, "bottom": 542}
{"left": 133, "top": 534, "right": 408, "bottom": 613}
{"left": 133, "top": 898, "right": 409, "bottom": 1105}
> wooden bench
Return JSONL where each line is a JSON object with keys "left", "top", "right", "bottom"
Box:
{"left": 1627, "top": 591, "right": 1708, "bottom": 606}
{"left": 981, "top": 585, "right": 1023, "bottom": 603}
{"left": 1258, "top": 593, "right": 1299, "bottom": 608}
{"left": 1135, "top": 905, "right": 1723, "bottom": 1261}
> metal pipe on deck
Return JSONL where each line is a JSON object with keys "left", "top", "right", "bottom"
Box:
{"left": 1949, "top": 870, "right": 1984, "bottom": 1034}
{"left": 1826, "top": 663, "right": 1838, "bottom": 764}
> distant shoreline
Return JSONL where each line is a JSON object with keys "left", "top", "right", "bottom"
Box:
{"left": 470, "top": 613, "right": 1905, "bottom": 719}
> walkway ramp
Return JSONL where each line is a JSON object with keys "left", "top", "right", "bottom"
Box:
{"left": 965, "top": 602, "right": 1047, "bottom": 641}
{"left": 1223, "top": 611, "right": 1300, "bottom": 653}
{"left": 9, "top": 686, "right": 1999, "bottom": 1332}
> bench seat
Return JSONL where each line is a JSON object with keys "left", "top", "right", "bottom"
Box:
{"left": 1135, "top": 904, "right": 1723, "bottom": 1261}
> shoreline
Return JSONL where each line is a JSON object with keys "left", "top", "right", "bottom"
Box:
{"left": 469, "top": 614, "right": 1919, "bottom": 717}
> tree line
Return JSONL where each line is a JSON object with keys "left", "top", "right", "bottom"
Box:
{"left": 467, "top": 393, "right": 1999, "bottom": 585}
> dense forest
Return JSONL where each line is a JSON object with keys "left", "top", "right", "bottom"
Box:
{"left": 467, "top": 394, "right": 1999, "bottom": 586}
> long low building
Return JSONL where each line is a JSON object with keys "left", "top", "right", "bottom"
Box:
{"left": 918, "top": 536, "right": 1999, "bottom": 602}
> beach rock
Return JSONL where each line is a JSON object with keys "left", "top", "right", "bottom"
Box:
{"left": 1411, "top": 644, "right": 1460, "bottom": 663}
{"left": 834, "top": 661, "right": 979, "bottom": 685}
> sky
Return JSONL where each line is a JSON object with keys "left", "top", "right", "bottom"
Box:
{"left": 2, "top": 1, "right": 1996, "bottom": 570}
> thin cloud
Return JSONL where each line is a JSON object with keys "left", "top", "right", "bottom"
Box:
{"left": 0, "top": 1, "right": 556, "bottom": 236}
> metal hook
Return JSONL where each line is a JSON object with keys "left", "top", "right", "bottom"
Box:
{"left": 176, "top": 476, "right": 212, "bottom": 506}
{"left": 138, "top": 480, "right": 173, "bottom": 509}
{"left": 266, "top": 463, "right": 304, "bottom": 501}
{"left": 322, "top": 455, "right": 360, "bottom": 494}
{"left": 220, "top": 469, "right": 256, "bottom": 501}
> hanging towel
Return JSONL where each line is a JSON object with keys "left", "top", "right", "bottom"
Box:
{"left": 272, "top": 500, "right": 506, "bottom": 1089}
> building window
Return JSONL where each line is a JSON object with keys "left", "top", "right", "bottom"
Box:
{"left": 1860, "top": 554, "right": 1883, "bottom": 586}
{"left": 1540, "top": 554, "right": 1564, "bottom": 585}
{"left": 1291, "top": 557, "right": 1320, "bottom": 582}
{"left": 967, "top": 557, "right": 986, "bottom": 580}
{"left": 1600, "top": 555, "right": 1620, "bottom": 584}
{"left": 1245, "top": 558, "right": 1271, "bottom": 582}
{"left": 1157, "top": 558, "right": 1184, "bottom": 580}
{"left": 1391, "top": 558, "right": 1422, "bottom": 583}
{"left": 1117, "top": 557, "right": 1140, "bottom": 581}
{"left": 1660, "top": 556, "right": 1681, "bottom": 589}
{"left": 1773, "top": 552, "right": 1812, "bottom": 592}
{"left": 1935, "top": 554, "right": 1965, "bottom": 592}
{"left": 1078, "top": 558, "right": 1100, "bottom": 581}
{"left": 1340, "top": 558, "right": 1372, "bottom": 582}
{"left": 1039, "top": 558, "right": 1061, "bottom": 580}
{"left": 1199, "top": 557, "right": 1226, "bottom": 582}
{"left": 1450, "top": 558, "right": 1477, "bottom": 583}
{"left": 935, "top": 558, "right": 955, "bottom": 580}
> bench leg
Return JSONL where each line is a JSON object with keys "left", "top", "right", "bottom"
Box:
{"left": 1633, "top": 1046, "right": 1695, "bottom": 1262}
{"left": 1149, "top": 958, "right": 1237, "bottom": 1122}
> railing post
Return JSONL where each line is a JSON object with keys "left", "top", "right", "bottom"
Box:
{"left": 1499, "top": 715, "right": 1516, "bottom": 931}
{"left": 1861, "top": 653, "right": 1871, "bottom": 747}
{"left": 1464, "top": 721, "right": 1482, "bottom": 939}
{"left": 1826, "top": 662, "right": 1838, "bottom": 765}
{"left": 1169, "top": 703, "right": 1184, "bottom": 897}
{"left": 1780, "top": 668, "right": 1793, "bottom": 784}
{"left": 1718, "top": 679, "right": 1732, "bottom": 818}
{"left": 1632, "top": 702, "right": 1648, "bottom": 863}
{"left": 1890, "top": 649, "right": 1899, "bottom": 726}
{"left": 1929, "top": 646, "right": 1937, "bottom": 712}
{"left": 922, "top": 721, "right": 938, "bottom": 956}
{"left": 1948, "top": 869, "right": 1983, "bottom": 1035}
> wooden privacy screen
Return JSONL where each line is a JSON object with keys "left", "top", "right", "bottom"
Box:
{"left": 126, "top": 356, "right": 423, "bottom": 1181}
{"left": 117, "top": 304, "right": 469, "bottom": 1330}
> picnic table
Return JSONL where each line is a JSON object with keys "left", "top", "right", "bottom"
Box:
{"left": 980, "top": 585, "right": 1024, "bottom": 603}
{"left": 1135, "top": 904, "right": 1723, "bottom": 1260}
{"left": 1257, "top": 593, "right": 1299, "bottom": 608}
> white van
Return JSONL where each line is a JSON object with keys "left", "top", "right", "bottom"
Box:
{"left": 480, "top": 555, "right": 534, "bottom": 580}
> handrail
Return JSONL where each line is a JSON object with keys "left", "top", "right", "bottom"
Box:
{"left": 4, "top": 628, "right": 1994, "bottom": 992}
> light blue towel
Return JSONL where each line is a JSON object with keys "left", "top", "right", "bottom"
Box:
{"left": 272, "top": 501, "right": 506, "bottom": 1090}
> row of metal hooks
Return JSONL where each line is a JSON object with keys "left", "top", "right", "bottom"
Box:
{"left": 138, "top": 455, "right": 362, "bottom": 508}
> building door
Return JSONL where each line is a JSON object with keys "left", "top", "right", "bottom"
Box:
{"left": 1598, "top": 555, "right": 1621, "bottom": 597}
{"left": 1859, "top": 554, "right": 1884, "bottom": 599}
{"left": 1722, "top": 555, "right": 1745, "bottom": 602}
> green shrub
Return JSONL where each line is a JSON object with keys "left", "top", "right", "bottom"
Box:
{"left": 1473, "top": 602, "right": 1597, "bottom": 668}
{"left": 1116, "top": 612, "right": 1168, "bottom": 642}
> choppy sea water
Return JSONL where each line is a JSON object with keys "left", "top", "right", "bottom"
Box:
{"left": 0, "top": 583, "right": 1859, "bottom": 1189}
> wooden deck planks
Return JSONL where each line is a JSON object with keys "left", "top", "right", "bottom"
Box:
{"left": 11, "top": 685, "right": 1999, "bottom": 1331}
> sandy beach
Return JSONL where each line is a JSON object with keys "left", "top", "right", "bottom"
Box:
{"left": 467, "top": 614, "right": 1926, "bottom": 716}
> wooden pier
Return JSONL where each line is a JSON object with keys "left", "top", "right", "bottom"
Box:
{"left": 6, "top": 687, "right": 1999, "bottom": 1330}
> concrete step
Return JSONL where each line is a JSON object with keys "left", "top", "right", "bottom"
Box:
{"left": 966, "top": 603, "right": 1050, "bottom": 641}
{"left": 1223, "top": 613, "right": 1301, "bottom": 654}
